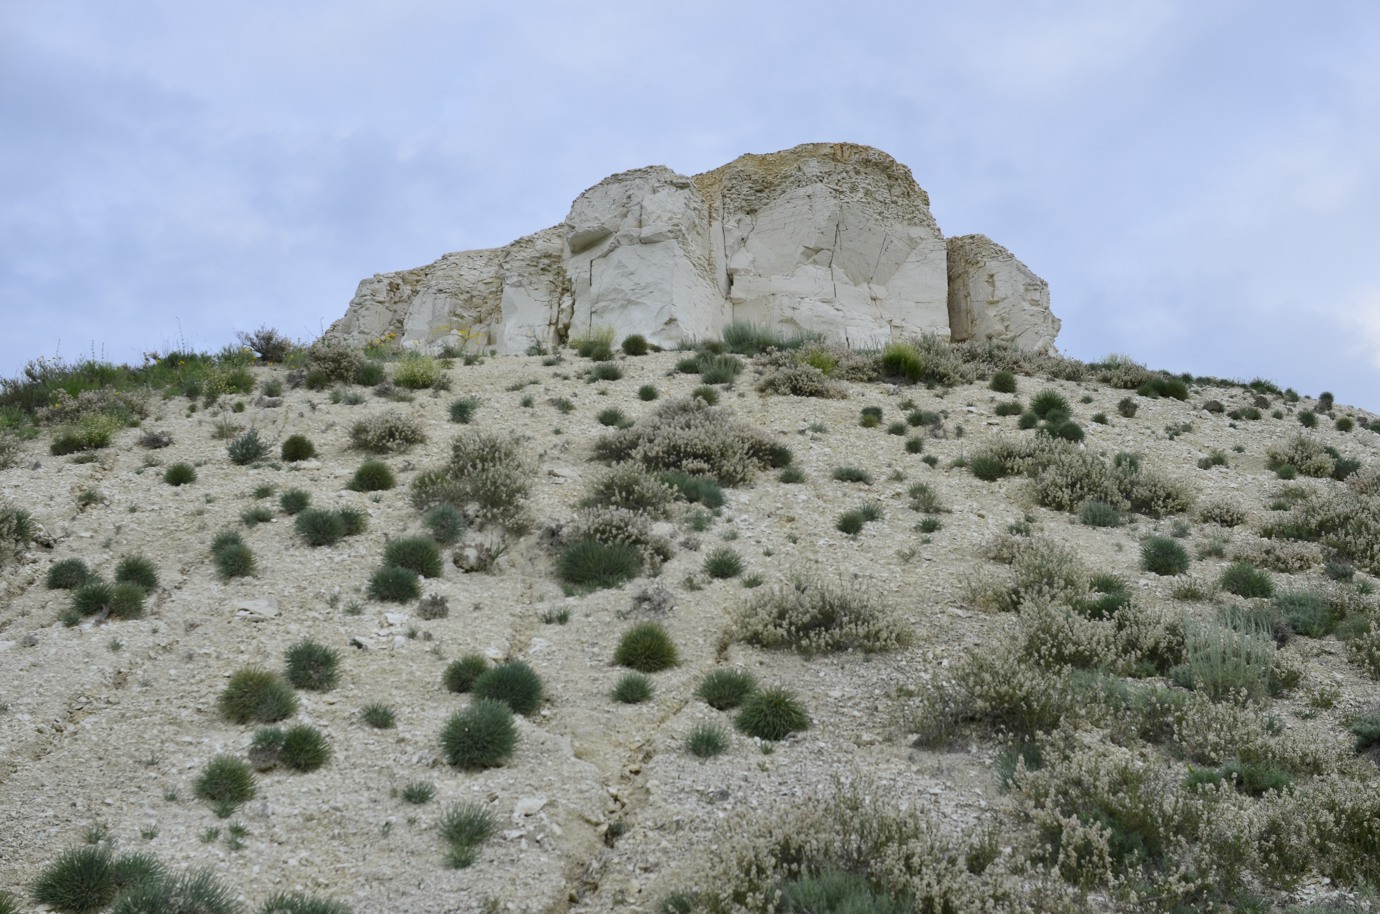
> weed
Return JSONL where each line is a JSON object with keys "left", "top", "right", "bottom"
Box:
{"left": 439, "top": 801, "right": 496, "bottom": 869}
{"left": 195, "top": 755, "right": 256, "bottom": 816}
{"left": 637, "top": 383, "right": 658, "bottom": 401}
{"left": 294, "top": 509, "right": 348, "bottom": 546}
{"left": 394, "top": 352, "right": 445, "bottom": 390}
{"left": 557, "top": 539, "right": 643, "bottom": 591}
{"left": 656, "top": 470, "right": 725, "bottom": 509}
{"left": 1080, "top": 500, "right": 1122, "bottom": 528}
{"left": 280, "top": 434, "right": 316, "bottom": 462}
{"left": 448, "top": 396, "right": 481, "bottom": 424}
{"left": 422, "top": 503, "right": 466, "bottom": 544}
{"left": 47, "top": 558, "right": 92, "bottom": 589}
{"left": 227, "top": 428, "right": 268, "bottom": 465}
{"left": 277, "top": 724, "right": 331, "bottom": 772}
{"left": 347, "top": 459, "right": 395, "bottom": 492}
{"left": 211, "top": 532, "right": 256, "bottom": 579}
{"left": 686, "top": 723, "right": 728, "bottom": 759}
{"left": 400, "top": 781, "right": 436, "bottom": 805}
{"left": 736, "top": 687, "right": 809, "bottom": 740}
{"left": 411, "top": 431, "right": 533, "bottom": 530}
{"left": 614, "top": 622, "right": 679, "bottom": 673}
{"left": 284, "top": 640, "right": 340, "bottom": 691}
{"left": 989, "top": 370, "right": 1018, "bottom": 393}
{"left": 368, "top": 565, "right": 420, "bottom": 603}
{"left": 696, "top": 669, "right": 758, "bottom": 710}
{"left": 1141, "top": 536, "right": 1190, "bottom": 575}
{"left": 29, "top": 845, "right": 127, "bottom": 913}
{"left": 1221, "top": 563, "right": 1274, "bottom": 599}
{"left": 589, "top": 362, "right": 623, "bottom": 382}
{"left": 439, "top": 699, "right": 517, "bottom": 770}
{"left": 443, "top": 655, "right": 489, "bottom": 693}
{"left": 383, "top": 537, "right": 443, "bottom": 578}
{"left": 832, "top": 466, "right": 873, "bottom": 484}
{"left": 471, "top": 661, "right": 544, "bottom": 716}
{"left": 703, "top": 547, "right": 744, "bottom": 579}
{"left": 279, "top": 489, "right": 310, "bottom": 515}
{"left": 778, "top": 465, "right": 805, "bottom": 483}
{"left": 241, "top": 506, "right": 273, "bottom": 526}
{"left": 219, "top": 668, "right": 297, "bottom": 724}
{"left": 361, "top": 703, "right": 396, "bottom": 729}
{"left": 349, "top": 411, "right": 426, "bottom": 453}
{"left": 612, "top": 672, "right": 654, "bottom": 704}
{"left": 163, "top": 462, "right": 197, "bottom": 486}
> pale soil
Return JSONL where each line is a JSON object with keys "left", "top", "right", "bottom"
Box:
{"left": 1, "top": 350, "right": 1378, "bottom": 912}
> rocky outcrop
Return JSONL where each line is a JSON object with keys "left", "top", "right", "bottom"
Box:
{"left": 326, "top": 143, "right": 1058, "bottom": 354}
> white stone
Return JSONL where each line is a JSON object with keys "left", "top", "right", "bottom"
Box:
{"left": 946, "top": 234, "right": 1059, "bottom": 352}
{"left": 232, "top": 597, "right": 279, "bottom": 619}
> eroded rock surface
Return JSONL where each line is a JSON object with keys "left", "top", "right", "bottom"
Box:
{"left": 327, "top": 143, "right": 1058, "bottom": 353}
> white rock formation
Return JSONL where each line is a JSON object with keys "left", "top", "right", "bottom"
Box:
{"left": 326, "top": 143, "right": 1059, "bottom": 353}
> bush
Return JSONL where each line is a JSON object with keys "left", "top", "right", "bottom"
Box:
{"left": 384, "top": 537, "right": 443, "bottom": 578}
{"left": 696, "top": 669, "right": 758, "bottom": 710}
{"left": 114, "top": 555, "right": 158, "bottom": 592}
{"left": 212, "top": 538, "right": 256, "bottom": 580}
{"left": 448, "top": 396, "right": 480, "bottom": 424}
{"left": 440, "top": 699, "right": 517, "bottom": 770}
{"left": 284, "top": 640, "right": 340, "bottom": 691}
{"left": 612, "top": 672, "right": 654, "bottom": 704}
{"left": 163, "top": 462, "right": 197, "bottom": 486}
{"left": 582, "top": 462, "right": 677, "bottom": 516}
{"left": 360, "top": 703, "right": 395, "bottom": 729}
{"left": 47, "top": 558, "right": 91, "bottom": 589}
{"left": 1221, "top": 563, "right": 1273, "bottom": 599}
{"left": 393, "top": 352, "right": 444, "bottom": 390}
{"left": 111, "top": 868, "right": 240, "bottom": 914}
{"left": 471, "top": 661, "right": 544, "bottom": 716}
{"left": 879, "top": 341, "right": 924, "bottom": 382}
{"left": 29, "top": 845, "right": 123, "bottom": 913}
{"left": 195, "top": 755, "right": 256, "bottom": 815}
{"left": 50, "top": 415, "right": 123, "bottom": 455}
{"left": 732, "top": 574, "right": 913, "bottom": 654}
{"left": 831, "top": 466, "right": 873, "bottom": 484}
{"left": 590, "top": 362, "right": 623, "bottom": 382}
{"left": 989, "top": 370, "right": 1017, "bottom": 393}
{"left": 1117, "top": 397, "right": 1138, "bottom": 418}
{"left": 703, "top": 547, "right": 744, "bottom": 579}
{"left": 686, "top": 723, "right": 728, "bottom": 759}
{"left": 347, "top": 459, "right": 395, "bottom": 492}
{"left": 224, "top": 428, "right": 266, "bottom": 465}
{"left": 294, "top": 509, "right": 346, "bottom": 546}
{"left": 443, "top": 654, "right": 489, "bottom": 693}
{"left": 107, "top": 582, "right": 146, "bottom": 620}
{"left": 1171, "top": 613, "right": 1281, "bottom": 702}
{"left": 411, "top": 432, "right": 532, "bottom": 529}
{"left": 1030, "top": 389, "right": 1071, "bottom": 420}
{"left": 256, "top": 891, "right": 353, "bottom": 914}
{"left": 656, "top": 470, "right": 724, "bottom": 509}
{"left": 280, "top": 434, "right": 316, "bottom": 462}
{"left": 1272, "top": 590, "right": 1338, "bottom": 638}
{"left": 1141, "top": 536, "right": 1190, "bottom": 575}
{"left": 276, "top": 724, "right": 331, "bottom": 772}
{"left": 1079, "top": 500, "right": 1122, "bottom": 528}
{"left": 439, "top": 801, "right": 497, "bottom": 869}
{"left": 614, "top": 622, "right": 679, "bottom": 673}
{"left": 349, "top": 411, "right": 426, "bottom": 453}
{"left": 592, "top": 397, "right": 782, "bottom": 486}
{"left": 69, "top": 579, "right": 114, "bottom": 619}
{"left": 306, "top": 340, "right": 364, "bottom": 381}
{"left": 637, "top": 384, "right": 658, "bottom": 401}
{"left": 622, "top": 334, "right": 649, "bottom": 356}
{"left": 368, "top": 565, "right": 420, "bottom": 603}
{"left": 558, "top": 539, "right": 643, "bottom": 591}
{"left": 422, "top": 503, "right": 466, "bottom": 544}
{"left": 237, "top": 325, "right": 295, "bottom": 363}
{"left": 218, "top": 668, "right": 297, "bottom": 725}
{"left": 969, "top": 454, "right": 1006, "bottom": 482}
{"left": 736, "top": 687, "right": 809, "bottom": 740}
{"left": 279, "top": 488, "right": 310, "bottom": 515}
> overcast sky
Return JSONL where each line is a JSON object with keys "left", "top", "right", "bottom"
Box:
{"left": 3, "top": 1, "right": 1379, "bottom": 411}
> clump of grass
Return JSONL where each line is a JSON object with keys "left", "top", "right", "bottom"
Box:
{"left": 1141, "top": 536, "right": 1190, "bottom": 576}
{"left": 47, "top": 557, "right": 92, "bottom": 589}
{"left": 276, "top": 724, "right": 331, "bottom": 772}
{"left": 589, "top": 362, "right": 623, "bottom": 382}
{"left": 219, "top": 667, "right": 297, "bottom": 723}
{"left": 622, "top": 334, "right": 649, "bottom": 356}
{"left": 360, "top": 703, "right": 395, "bottom": 729}
{"left": 399, "top": 781, "right": 435, "bottom": 804}
{"left": 347, "top": 459, "right": 395, "bottom": 492}
{"left": 612, "top": 672, "right": 654, "bottom": 704}
{"left": 241, "top": 505, "right": 273, "bottom": 527}
{"left": 211, "top": 532, "right": 257, "bottom": 579}
{"left": 1029, "top": 389, "right": 1071, "bottom": 419}
{"left": 657, "top": 470, "right": 725, "bottom": 509}
{"left": 1079, "top": 500, "right": 1122, "bottom": 528}
{"left": 439, "top": 699, "right": 517, "bottom": 770}
{"left": 736, "top": 687, "right": 809, "bottom": 740}
{"left": 69, "top": 579, "right": 114, "bottom": 620}
{"left": 368, "top": 565, "right": 420, "bottom": 603}
{"left": 703, "top": 546, "right": 744, "bottom": 579}
{"left": 107, "top": 582, "right": 146, "bottom": 620}
{"left": 284, "top": 640, "right": 340, "bottom": 691}
{"left": 831, "top": 466, "right": 873, "bottom": 484}
{"left": 557, "top": 539, "right": 643, "bottom": 591}
{"left": 637, "top": 384, "right": 658, "bottom": 401}
{"left": 696, "top": 669, "right": 758, "bottom": 710}
{"left": 279, "top": 488, "right": 310, "bottom": 515}
{"left": 28, "top": 844, "right": 138, "bottom": 913}
{"left": 163, "top": 462, "right": 197, "bottom": 486}
{"left": 448, "top": 396, "right": 480, "bottom": 424}
{"left": 1221, "top": 562, "right": 1274, "bottom": 599}
{"left": 411, "top": 431, "right": 532, "bottom": 530}
{"left": 879, "top": 341, "right": 924, "bottom": 382}
{"left": 471, "top": 661, "right": 544, "bottom": 716}
{"left": 439, "top": 801, "right": 497, "bottom": 869}
{"left": 422, "top": 503, "right": 466, "bottom": 544}
{"left": 686, "top": 723, "right": 728, "bottom": 759}
{"left": 443, "top": 654, "right": 489, "bottom": 694}
{"left": 280, "top": 434, "right": 316, "bottom": 462}
{"left": 255, "top": 891, "right": 353, "bottom": 914}
{"left": 227, "top": 428, "right": 268, "bottom": 465}
{"left": 383, "top": 537, "right": 443, "bottom": 578}
{"left": 394, "top": 352, "right": 445, "bottom": 390}
{"left": 294, "top": 508, "right": 367, "bottom": 547}
{"left": 597, "top": 406, "right": 630, "bottom": 428}
{"left": 349, "top": 411, "right": 426, "bottom": 453}
{"left": 614, "top": 622, "right": 679, "bottom": 673}
{"left": 195, "top": 755, "right": 256, "bottom": 816}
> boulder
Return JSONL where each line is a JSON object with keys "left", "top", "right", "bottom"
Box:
{"left": 326, "top": 143, "right": 1057, "bottom": 354}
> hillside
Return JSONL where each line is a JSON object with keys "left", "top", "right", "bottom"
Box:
{"left": 1, "top": 331, "right": 1379, "bottom": 913}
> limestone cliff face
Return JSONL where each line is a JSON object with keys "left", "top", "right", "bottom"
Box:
{"left": 325, "top": 143, "right": 1059, "bottom": 354}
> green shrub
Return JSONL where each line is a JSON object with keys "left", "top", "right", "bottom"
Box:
{"left": 368, "top": 565, "right": 420, "bottom": 603}
{"left": 195, "top": 755, "right": 256, "bottom": 816}
{"left": 448, "top": 396, "right": 480, "bottom": 424}
{"left": 1171, "top": 614, "right": 1281, "bottom": 703}
{"left": 347, "top": 459, "right": 395, "bottom": 492}
{"left": 47, "top": 558, "right": 91, "bottom": 589}
{"left": 227, "top": 428, "right": 268, "bottom": 465}
{"left": 348, "top": 411, "right": 426, "bottom": 453}
{"left": 1079, "top": 500, "right": 1122, "bottom": 528}
{"left": 410, "top": 431, "right": 532, "bottom": 529}
{"left": 294, "top": 509, "right": 346, "bottom": 546}
{"left": 279, "top": 488, "right": 310, "bottom": 515}
{"left": 440, "top": 699, "right": 517, "bottom": 770}
{"left": 614, "top": 622, "right": 679, "bottom": 673}
{"left": 695, "top": 669, "right": 758, "bottom": 710}
{"left": 1351, "top": 711, "right": 1380, "bottom": 753}
{"left": 393, "top": 352, "right": 444, "bottom": 390}
{"left": 779, "top": 465, "right": 805, "bottom": 483}
{"left": 471, "top": 661, "right": 544, "bottom": 716}
{"left": 702, "top": 547, "right": 744, "bottom": 579}
{"left": 994, "top": 400, "right": 1024, "bottom": 417}
{"left": 108, "top": 582, "right": 146, "bottom": 620}
{"left": 29, "top": 844, "right": 123, "bottom": 913}
{"left": 621, "top": 334, "right": 649, "bottom": 356}
{"left": 656, "top": 470, "right": 725, "bottom": 509}
{"left": 969, "top": 454, "right": 1006, "bottom": 482}
{"left": 284, "top": 640, "right": 340, "bottom": 691}
{"left": 1141, "top": 536, "right": 1190, "bottom": 575}
{"left": 1030, "top": 389, "right": 1071, "bottom": 419}
{"left": 220, "top": 667, "right": 297, "bottom": 723}
{"left": 280, "top": 434, "right": 316, "bottom": 462}
{"left": 70, "top": 579, "right": 114, "bottom": 619}
{"left": 163, "top": 462, "right": 197, "bottom": 486}
{"left": 383, "top": 537, "right": 443, "bottom": 578}
{"left": 1117, "top": 397, "right": 1138, "bottom": 418}
{"left": 277, "top": 724, "right": 331, "bottom": 772}
{"left": 50, "top": 415, "right": 122, "bottom": 455}
{"left": 637, "top": 384, "right": 658, "bottom": 401}
{"left": 597, "top": 407, "right": 630, "bottom": 427}
{"left": 255, "top": 890, "right": 353, "bottom": 914}
{"left": 905, "top": 436, "right": 925, "bottom": 454}
{"left": 1298, "top": 410, "right": 1318, "bottom": 428}
{"left": 686, "top": 723, "right": 728, "bottom": 759}
{"left": 612, "top": 672, "right": 654, "bottom": 704}
{"left": 698, "top": 354, "right": 743, "bottom": 385}
{"left": 1272, "top": 590, "right": 1338, "bottom": 638}
{"left": 399, "top": 781, "right": 435, "bottom": 804}
{"left": 241, "top": 505, "right": 273, "bottom": 527}
{"left": 879, "top": 342, "right": 924, "bottom": 382}
{"left": 443, "top": 654, "right": 489, "bottom": 693}
{"left": 439, "top": 801, "right": 497, "bottom": 869}
{"left": 422, "top": 503, "right": 466, "bottom": 544}
{"left": 831, "top": 466, "right": 872, "bottom": 484}
{"left": 111, "top": 868, "right": 240, "bottom": 914}
{"left": 1221, "top": 562, "right": 1273, "bottom": 599}
{"left": 990, "top": 370, "right": 1017, "bottom": 394}
{"left": 558, "top": 539, "right": 643, "bottom": 591}
{"left": 736, "top": 687, "right": 809, "bottom": 740}
{"left": 590, "top": 362, "right": 623, "bottom": 382}
{"left": 360, "top": 703, "right": 396, "bottom": 729}
{"left": 212, "top": 538, "right": 256, "bottom": 579}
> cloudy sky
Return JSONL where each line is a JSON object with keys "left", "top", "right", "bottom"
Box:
{"left": 3, "top": 1, "right": 1379, "bottom": 411}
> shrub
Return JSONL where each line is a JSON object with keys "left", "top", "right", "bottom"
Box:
{"left": 443, "top": 654, "right": 489, "bottom": 693}
{"left": 590, "top": 362, "right": 623, "bottom": 382}
{"left": 1298, "top": 410, "right": 1318, "bottom": 428}
{"left": 471, "top": 661, "right": 544, "bottom": 716}
{"left": 686, "top": 723, "right": 728, "bottom": 759}
{"left": 597, "top": 407, "right": 629, "bottom": 428}
{"left": 107, "top": 582, "right": 146, "bottom": 620}
{"left": 989, "top": 370, "right": 1017, "bottom": 393}
{"left": 306, "top": 340, "right": 364, "bottom": 381}
{"left": 879, "top": 341, "right": 924, "bottom": 382}
{"left": 1029, "top": 389, "right": 1071, "bottom": 420}
{"left": 216, "top": 671, "right": 294, "bottom": 728}
{"left": 109, "top": 868, "right": 240, "bottom": 914}
{"left": 212, "top": 537, "right": 256, "bottom": 580}
{"left": 439, "top": 801, "right": 497, "bottom": 869}
{"left": 622, "top": 334, "right": 649, "bottom": 356}
{"left": 368, "top": 565, "right": 420, "bottom": 603}
{"left": 280, "top": 434, "right": 316, "bottom": 462}
{"left": 1171, "top": 613, "right": 1281, "bottom": 702}
{"left": 447, "top": 396, "right": 480, "bottom": 424}
{"left": 163, "top": 462, "right": 197, "bottom": 486}
{"left": 347, "top": 459, "right": 395, "bottom": 492}
{"left": 349, "top": 411, "right": 426, "bottom": 453}
{"left": 1272, "top": 590, "right": 1338, "bottom": 638}
{"left": 360, "top": 703, "right": 395, "bottom": 729}
{"left": 255, "top": 891, "right": 353, "bottom": 914}
{"left": 656, "top": 470, "right": 725, "bottom": 509}
{"left": 47, "top": 558, "right": 91, "bottom": 589}
{"left": 1221, "top": 563, "right": 1273, "bottom": 599}
{"left": 732, "top": 574, "right": 912, "bottom": 654}
{"left": 284, "top": 640, "right": 339, "bottom": 691}
{"left": 278, "top": 488, "right": 310, "bottom": 515}
{"left": 702, "top": 547, "right": 744, "bottom": 579}
{"left": 695, "top": 669, "right": 758, "bottom": 710}
{"left": 1141, "top": 536, "right": 1190, "bottom": 575}
{"left": 1117, "top": 397, "right": 1138, "bottom": 418}
{"left": 29, "top": 844, "right": 124, "bottom": 912}
{"left": 195, "top": 755, "right": 256, "bottom": 815}
{"left": 558, "top": 539, "right": 643, "bottom": 591}
{"left": 384, "top": 537, "right": 443, "bottom": 578}
{"left": 831, "top": 466, "right": 873, "bottom": 484}
{"left": 969, "top": 454, "right": 1006, "bottom": 482}
{"left": 393, "top": 352, "right": 444, "bottom": 390}
{"left": 1079, "top": 500, "right": 1122, "bottom": 528}
{"left": 614, "top": 622, "right": 679, "bottom": 673}
{"left": 736, "top": 687, "right": 809, "bottom": 740}
{"left": 439, "top": 699, "right": 517, "bottom": 770}
{"left": 582, "top": 463, "right": 677, "bottom": 516}
{"left": 111, "top": 556, "right": 157, "bottom": 593}
{"left": 411, "top": 432, "right": 532, "bottom": 529}
{"left": 236, "top": 325, "right": 294, "bottom": 363}
{"left": 294, "top": 509, "right": 346, "bottom": 546}
{"left": 50, "top": 415, "right": 123, "bottom": 455}
{"left": 69, "top": 579, "right": 114, "bottom": 619}
{"left": 227, "top": 428, "right": 268, "bottom": 465}
{"left": 697, "top": 354, "right": 743, "bottom": 385}
{"left": 422, "top": 503, "right": 466, "bottom": 544}
{"left": 593, "top": 397, "right": 781, "bottom": 486}
{"left": 399, "top": 781, "right": 435, "bottom": 805}
{"left": 274, "top": 724, "right": 331, "bottom": 772}
{"left": 637, "top": 384, "right": 658, "bottom": 401}
{"left": 612, "top": 672, "right": 654, "bottom": 704}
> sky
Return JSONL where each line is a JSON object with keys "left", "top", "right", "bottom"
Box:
{"left": 3, "top": 1, "right": 1379, "bottom": 411}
